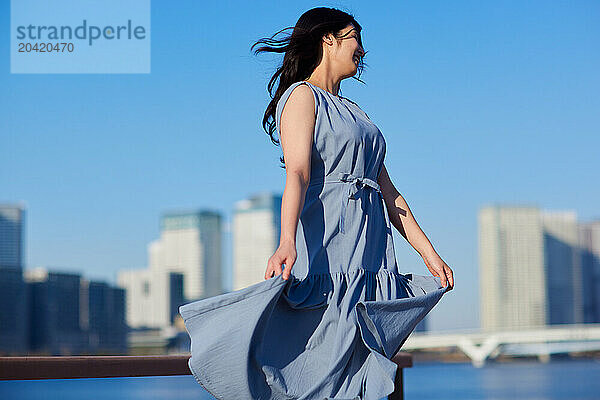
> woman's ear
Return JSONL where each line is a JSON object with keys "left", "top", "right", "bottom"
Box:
{"left": 322, "top": 32, "right": 334, "bottom": 46}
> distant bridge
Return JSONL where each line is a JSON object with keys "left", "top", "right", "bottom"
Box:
{"left": 130, "top": 324, "right": 600, "bottom": 368}
{"left": 403, "top": 323, "right": 600, "bottom": 367}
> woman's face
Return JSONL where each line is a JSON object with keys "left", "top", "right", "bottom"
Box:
{"left": 329, "top": 23, "right": 365, "bottom": 79}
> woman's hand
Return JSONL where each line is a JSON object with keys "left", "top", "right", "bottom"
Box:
{"left": 265, "top": 239, "right": 297, "bottom": 281}
{"left": 422, "top": 251, "right": 454, "bottom": 291}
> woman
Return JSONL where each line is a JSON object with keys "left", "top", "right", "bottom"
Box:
{"left": 180, "top": 7, "right": 454, "bottom": 400}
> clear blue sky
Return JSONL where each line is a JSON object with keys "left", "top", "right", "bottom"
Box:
{"left": 1, "top": 1, "right": 599, "bottom": 332}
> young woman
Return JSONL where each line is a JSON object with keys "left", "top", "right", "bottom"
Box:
{"left": 180, "top": 7, "right": 454, "bottom": 400}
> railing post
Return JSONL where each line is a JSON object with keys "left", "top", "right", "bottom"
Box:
{"left": 389, "top": 351, "right": 412, "bottom": 400}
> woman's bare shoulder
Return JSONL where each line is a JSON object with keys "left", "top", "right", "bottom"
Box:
{"left": 279, "top": 83, "right": 316, "bottom": 123}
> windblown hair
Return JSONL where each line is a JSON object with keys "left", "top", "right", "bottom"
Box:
{"left": 251, "top": 7, "right": 368, "bottom": 168}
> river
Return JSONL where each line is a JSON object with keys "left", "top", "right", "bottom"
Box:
{"left": 1, "top": 358, "right": 598, "bottom": 399}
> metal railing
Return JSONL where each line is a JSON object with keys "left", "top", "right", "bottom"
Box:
{"left": 0, "top": 352, "right": 413, "bottom": 400}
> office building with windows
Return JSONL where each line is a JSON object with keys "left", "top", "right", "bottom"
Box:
{"left": 232, "top": 192, "right": 282, "bottom": 290}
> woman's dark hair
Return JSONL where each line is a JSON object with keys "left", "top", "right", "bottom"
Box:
{"left": 251, "top": 7, "right": 368, "bottom": 168}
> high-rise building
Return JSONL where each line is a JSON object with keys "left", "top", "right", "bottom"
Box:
{"left": 80, "top": 280, "right": 128, "bottom": 354}
{"left": 0, "top": 267, "right": 28, "bottom": 354}
{"left": 24, "top": 268, "right": 127, "bottom": 355}
{"left": 479, "top": 206, "right": 546, "bottom": 331}
{"left": 117, "top": 209, "right": 221, "bottom": 329}
{"left": 151, "top": 210, "right": 223, "bottom": 300}
{"left": 117, "top": 268, "right": 185, "bottom": 329}
{"left": 117, "top": 268, "right": 153, "bottom": 328}
{"left": 0, "top": 203, "right": 27, "bottom": 354}
{"left": 542, "top": 211, "right": 582, "bottom": 324}
{"left": 0, "top": 203, "right": 25, "bottom": 269}
{"left": 579, "top": 220, "right": 600, "bottom": 323}
{"left": 232, "top": 192, "right": 282, "bottom": 290}
{"left": 25, "top": 268, "right": 88, "bottom": 355}
{"left": 479, "top": 205, "right": 587, "bottom": 331}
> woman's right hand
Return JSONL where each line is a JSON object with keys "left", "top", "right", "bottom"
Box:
{"left": 265, "top": 239, "right": 297, "bottom": 281}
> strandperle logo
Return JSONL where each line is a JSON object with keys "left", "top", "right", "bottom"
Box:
{"left": 11, "top": 0, "right": 151, "bottom": 74}
{"left": 15, "top": 19, "right": 147, "bottom": 46}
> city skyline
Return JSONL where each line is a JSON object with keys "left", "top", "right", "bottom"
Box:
{"left": 0, "top": 203, "right": 127, "bottom": 355}
{"left": 3, "top": 198, "right": 598, "bottom": 335}
{"left": 2, "top": 1, "right": 599, "bottom": 332}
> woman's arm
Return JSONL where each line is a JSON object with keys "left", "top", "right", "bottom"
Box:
{"left": 265, "top": 84, "right": 315, "bottom": 281}
{"left": 377, "top": 163, "right": 454, "bottom": 288}
{"left": 377, "top": 163, "right": 436, "bottom": 258}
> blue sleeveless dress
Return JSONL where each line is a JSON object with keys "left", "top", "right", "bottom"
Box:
{"left": 179, "top": 81, "right": 449, "bottom": 400}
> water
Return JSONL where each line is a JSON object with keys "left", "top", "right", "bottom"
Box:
{"left": 404, "top": 359, "right": 600, "bottom": 400}
{"left": 1, "top": 359, "right": 598, "bottom": 399}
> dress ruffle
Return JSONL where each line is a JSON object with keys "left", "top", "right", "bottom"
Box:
{"left": 179, "top": 268, "right": 448, "bottom": 400}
